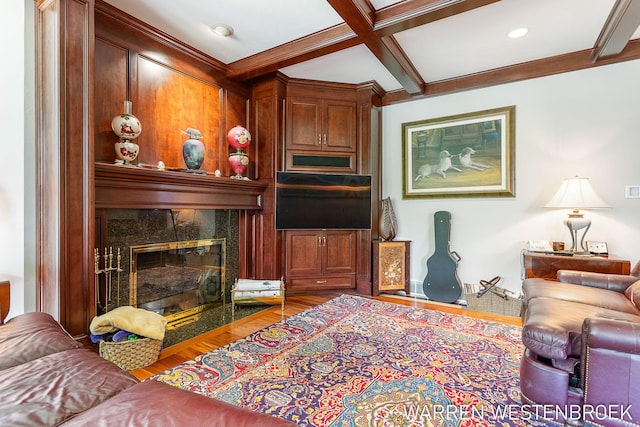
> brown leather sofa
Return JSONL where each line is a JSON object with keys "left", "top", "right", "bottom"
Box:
{"left": 0, "top": 311, "right": 295, "bottom": 426}
{"left": 520, "top": 269, "right": 640, "bottom": 427}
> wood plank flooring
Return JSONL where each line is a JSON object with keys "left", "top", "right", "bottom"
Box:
{"left": 129, "top": 293, "right": 522, "bottom": 381}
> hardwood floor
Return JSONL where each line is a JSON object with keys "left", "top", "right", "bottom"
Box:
{"left": 129, "top": 292, "right": 522, "bottom": 381}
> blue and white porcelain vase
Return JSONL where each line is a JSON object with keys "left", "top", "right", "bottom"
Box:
{"left": 181, "top": 128, "right": 205, "bottom": 170}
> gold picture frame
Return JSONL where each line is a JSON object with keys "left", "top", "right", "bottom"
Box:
{"left": 402, "top": 106, "right": 515, "bottom": 198}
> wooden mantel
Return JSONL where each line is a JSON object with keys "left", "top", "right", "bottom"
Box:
{"left": 95, "top": 162, "right": 268, "bottom": 210}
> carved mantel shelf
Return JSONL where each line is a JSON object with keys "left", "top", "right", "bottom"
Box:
{"left": 95, "top": 162, "right": 267, "bottom": 210}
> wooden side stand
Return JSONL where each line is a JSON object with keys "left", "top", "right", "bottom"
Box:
{"left": 0, "top": 280, "right": 10, "bottom": 323}
{"left": 372, "top": 240, "right": 411, "bottom": 296}
{"left": 522, "top": 251, "right": 631, "bottom": 280}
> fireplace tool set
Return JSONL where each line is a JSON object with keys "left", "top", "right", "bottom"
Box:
{"left": 94, "top": 247, "right": 123, "bottom": 314}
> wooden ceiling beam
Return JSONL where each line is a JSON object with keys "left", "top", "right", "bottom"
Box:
{"left": 227, "top": 0, "right": 498, "bottom": 90}
{"left": 592, "top": 0, "right": 640, "bottom": 60}
{"left": 374, "top": 0, "right": 500, "bottom": 36}
{"left": 327, "top": 0, "right": 424, "bottom": 95}
{"left": 383, "top": 38, "right": 640, "bottom": 105}
{"left": 226, "top": 24, "right": 358, "bottom": 81}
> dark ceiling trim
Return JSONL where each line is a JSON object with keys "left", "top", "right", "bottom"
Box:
{"left": 592, "top": 0, "right": 640, "bottom": 61}
{"left": 383, "top": 38, "right": 640, "bottom": 105}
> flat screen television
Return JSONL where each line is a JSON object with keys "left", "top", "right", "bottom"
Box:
{"left": 276, "top": 172, "right": 372, "bottom": 230}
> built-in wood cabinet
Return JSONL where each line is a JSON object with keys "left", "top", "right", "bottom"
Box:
{"left": 251, "top": 77, "right": 382, "bottom": 295}
{"left": 285, "top": 86, "right": 358, "bottom": 173}
{"left": 285, "top": 230, "right": 357, "bottom": 292}
{"left": 286, "top": 97, "right": 356, "bottom": 152}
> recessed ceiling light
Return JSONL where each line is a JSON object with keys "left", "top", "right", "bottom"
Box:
{"left": 507, "top": 27, "right": 529, "bottom": 39}
{"left": 210, "top": 24, "right": 234, "bottom": 37}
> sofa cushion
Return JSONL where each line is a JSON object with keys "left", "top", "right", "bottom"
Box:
{"left": 0, "top": 312, "right": 81, "bottom": 371}
{"left": 62, "top": 380, "right": 297, "bottom": 426}
{"left": 0, "top": 348, "right": 138, "bottom": 426}
{"left": 624, "top": 279, "right": 640, "bottom": 308}
{"left": 523, "top": 278, "right": 639, "bottom": 314}
{"left": 522, "top": 297, "right": 640, "bottom": 360}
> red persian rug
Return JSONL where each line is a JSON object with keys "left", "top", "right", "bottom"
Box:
{"left": 153, "top": 295, "right": 558, "bottom": 426}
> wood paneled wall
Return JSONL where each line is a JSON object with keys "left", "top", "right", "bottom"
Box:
{"left": 94, "top": 2, "right": 252, "bottom": 177}
{"left": 35, "top": 0, "right": 95, "bottom": 336}
{"left": 35, "top": 0, "right": 260, "bottom": 337}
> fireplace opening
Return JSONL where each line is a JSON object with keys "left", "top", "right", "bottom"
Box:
{"left": 99, "top": 208, "right": 241, "bottom": 340}
{"left": 130, "top": 239, "right": 226, "bottom": 329}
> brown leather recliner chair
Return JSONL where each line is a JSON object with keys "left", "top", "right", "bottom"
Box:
{"left": 520, "top": 269, "right": 640, "bottom": 427}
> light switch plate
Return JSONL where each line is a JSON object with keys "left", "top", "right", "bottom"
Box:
{"left": 625, "top": 185, "right": 640, "bottom": 198}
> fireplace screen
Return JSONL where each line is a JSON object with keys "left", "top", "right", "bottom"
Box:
{"left": 129, "top": 239, "right": 225, "bottom": 327}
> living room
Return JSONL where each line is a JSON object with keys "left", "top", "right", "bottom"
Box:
{"left": 2, "top": 1, "right": 640, "bottom": 425}
{"left": 4, "top": 0, "right": 640, "bottom": 317}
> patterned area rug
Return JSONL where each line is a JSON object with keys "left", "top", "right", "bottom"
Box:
{"left": 154, "top": 295, "right": 558, "bottom": 426}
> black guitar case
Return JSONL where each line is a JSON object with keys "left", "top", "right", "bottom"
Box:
{"left": 423, "top": 211, "right": 462, "bottom": 303}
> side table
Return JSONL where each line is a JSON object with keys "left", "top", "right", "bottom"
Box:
{"left": 0, "top": 280, "right": 9, "bottom": 323}
{"left": 372, "top": 240, "right": 410, "bottom": 296}
{"left": 522, "top": 251, "right": 631, "bottom": 280}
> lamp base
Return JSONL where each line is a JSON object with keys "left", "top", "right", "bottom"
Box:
{"left": 563, "top": 213, "right": 591, "bottom": 253}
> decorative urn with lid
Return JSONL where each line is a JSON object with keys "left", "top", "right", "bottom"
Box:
{"left": 181, "top": 128, "right": 205, "bottom": 170}
{"left": 227, "top": 125, "right": 251, "bottom": 179}
{"left": 111, "top": 100, "right": 142, "bottom": 164}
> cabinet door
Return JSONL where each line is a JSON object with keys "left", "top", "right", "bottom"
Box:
{"left": 287, "top": 97, "right": 322, "bottom": 151}
{"left": 323, "top": 230, "right": 356, "bottom": 274}
{"left": 285, "top": 231, "right": 323, "bottom": 276}
{"left": 324, "top": 101, "right": 356, "bottom": 152}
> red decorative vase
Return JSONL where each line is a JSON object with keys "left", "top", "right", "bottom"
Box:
{"left": 228, "top": 152, "right": 249, "bottom": 179}
{"left": 227, "top": 125, "right": 251, "bottom": 150}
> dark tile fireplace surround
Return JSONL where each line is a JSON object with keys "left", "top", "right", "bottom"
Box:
{"left": 92, "top": 163, "right": 268, "bottom": 337}
{"left": 99, "top": 209, "right": 239, "bottom": 328}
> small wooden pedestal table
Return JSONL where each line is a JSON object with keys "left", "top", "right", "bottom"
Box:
{"left": 372, "top": 240, "right": 411, "bottom": 296}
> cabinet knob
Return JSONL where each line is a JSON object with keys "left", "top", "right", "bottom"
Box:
{"left": 318, "top": 134, "right": 322, "bottom": 145}
{"left": 316, "top": 280, "right": 327, "bottom": 284}
{"left": 323, "top": 134, "right": 327, "bottom": 145}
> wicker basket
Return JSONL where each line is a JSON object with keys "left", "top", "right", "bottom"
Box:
{"left": 465, "top": 291, "right": 523, "bottom": 317}
{"left": 99, "top": 337, "right": 162, "bottom": 370}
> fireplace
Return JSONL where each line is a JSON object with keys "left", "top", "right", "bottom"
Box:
{"left": 98, "top": 209, "right": 239, "bottom": 329}
{"left": 130, "top": 239, "right": 225, "bottom": 329}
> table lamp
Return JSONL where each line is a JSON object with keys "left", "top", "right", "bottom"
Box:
{"left": 545, "top": 176, "right": 609, "bottom": 253}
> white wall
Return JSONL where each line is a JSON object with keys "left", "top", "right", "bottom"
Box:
{"left": 382, "top": 60, "right": 640, "bottom": 295}
{"left": 1, "top": 0, "right": 35, "bottom": 318}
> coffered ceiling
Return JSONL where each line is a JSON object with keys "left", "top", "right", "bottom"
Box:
{"left": 103, "top": 0, "right": 640, "bottom": 102}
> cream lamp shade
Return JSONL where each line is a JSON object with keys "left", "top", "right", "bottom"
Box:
{"left": 545, "top": 176, "right": 609, "bottom": 253}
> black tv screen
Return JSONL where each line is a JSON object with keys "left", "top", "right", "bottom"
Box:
{"left": 276, "top": 172, "right": 372, "bottom": 230}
